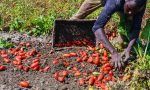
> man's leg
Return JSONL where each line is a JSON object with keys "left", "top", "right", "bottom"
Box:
{"left": 70, "top": 0, "right": 105, "bottom": 20}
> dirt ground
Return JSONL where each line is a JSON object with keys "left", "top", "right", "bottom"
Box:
{"left": 0, "top": 31, "right": 108, "bottom": 90}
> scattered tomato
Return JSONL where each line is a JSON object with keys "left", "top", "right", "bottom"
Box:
{"left": 88, "top": 76, "right": 95, "bottom": 85}
{"left": 58, "top": 77, "right": 64, "bottom": 82}
{"left": 19, "top": 81, "right": 29, "bottom": 88}
{"left": 54, "top": 72, "right": 59, "bottom": 79}
{"left": 79, "top": 78, "right": 85, "bottom": 85}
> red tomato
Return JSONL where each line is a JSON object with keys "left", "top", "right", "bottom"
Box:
{"left": 63, "top": 61, "right": 70, "bottom": 67}
{"left": 53, "top": 59, "right": 59, "bottom": 64}
{"left": 36, "top": 54, "right": 42, "bottom": 58}
{"left": 102, "top": 56, "right": 108, "bottom": 61}
{"left": 100, "top": 44, "right": 104, "bottom": 49}
{"left": 0, "top": 50, "right": 6, "bottom": 54}
{"left": 31, "top": 62, "right": 39, "bottom": 68}
{"left": 93, "top": 58, "right": 100, "bottom": 65}
{"left": 26, "top": 43, "right": 31, "bottom": 47}
{"left": 43, "top": 66, "right": 50, "bottom": 72}
{"left": 88, "top": 76, "right": 95, "bottom": 85}
{"left": 72, "top": 67, "right": 79, "bottom": 71}
{"left": 103, "top": 50, "right": 108, "bottom": 57}
{"left": 15, "top": 47, "right": 20, "bottom": 51}
{"left": 32, "top": 66, "right": 39, "bottom": 71}
{"left": 79, "top": 78, "right": 85, "bottom": 85}
{"left": 76, "top": 58, "right": 82, "bottom": 63}
{"left": 98, "top": 74, "right": 104, "bottom": 81}
{"left": 70, "top": 53, "right": 77, "bottom": 57}
{"left": 13, "top": 60, "right": 18, "bottom": 65}
{"left": 32, "top": 59, "right": 40, "bottom": 63}
{"left": 104, "top": 67, "right": 112, "bottom": 71}
{"left": 62, "top": 70, "right": 68, "bottom": 77}
{"left": 0, "top": 65, "right": 6, "bottom": 71}
{"left": 106, "top": 75, "right": 112, "bottom": 81}
{"left": 92, "top": 53, "right": 99, "bottom": 57}
{"left": 102, "top": 63, "right": 111, "bottom": 68}
{"left": 109, "top": 71, "right": 113, "bottom": 75}
{"left": 1, "top": 54, "right": 8, "bottom": 58}
{"left": 58, "top": 77, "right": 64, "bottom": 82}
{"left": 19, "top": 81, "right": 29, "bottom": 88}
{"left": 74, "top": 71, "right": 80, "bottom": 76}
{"left": 54, "top": 72, "right": 59, "bottom": 79}
{"left": 3, "top": 58, "right": 11, "bottom": 63}
{"left": 83, "top": 72, "right": 88, "bottom": 76}
{"left": 63, "top": 54, "right": 71, "bottom": 58}
{"left": 82, "top": 56, "right": 88, "bottom": 61}
{"left": 99, "top": 83, "right": 106, "bottom": 89}
{"left": 87, "top": 56, "right": 93, "bottom": 63}
{"left": 15, "top": 56, "right": 22, "bottom": 61}
{"left": 24, "top": 66, "right": 29, "bottom": 72}
{"left": 18, "top": 65, "right": 23, "bottom": 70}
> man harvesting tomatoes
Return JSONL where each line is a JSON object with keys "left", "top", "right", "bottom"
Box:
{"left": 71, "top": 0, "right": 147, "bottom": 69}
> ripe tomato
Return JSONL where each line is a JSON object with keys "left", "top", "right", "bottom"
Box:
{"left": 70, "top": 53, "right": 77, "bottom": 57}
{"left": 98, "top": 74, "right": 104, "bottom": 81}
{"left": 24, "top": 66, "right": 29, "bottom": 72}
{"left": 53, "top": 59, "right": 59, "bottom": 64}
{"left": 31, "top": 62, "right": 39, "bottom": 68}
{"left": 72, "top": 67, "right": 79, "bottom": 71}
{"left": 87, "top": 56, "right": 93, "bottom": 63}
{"left": 103, "top": 50, "right": 108, "bottom": 57}
{"left": 109, "top": 71, "right": 113, "bottom": 75}
{"left": 79, "top": 78, "right": 85, "bottom": 85}
{"left": 76, "top": 58, "right": 82, "bottom": 63}
{"left": 0, "top": 65, "right": 6, "bottom": 71}
{"left": 63, "top": 61, "right": 70, "bottom": 67}
{"left": 1, "top": 54, "right": 8, "bottom": 58}
{"left": 82, "top": 56, "right": 88, "bottom": 61}
{"left": 3, "top": 58, "right": 11, "bottom": 63}
{"left": 102, "top": 56, "right": 108, "bottom": 61}
{"left": 100, "top": 44, "right": 104, "bottom": 49}
{"left": 62, "top": 70, "right": 68, "bottom": 77}
{"left": 93, "top": 58, "right": 100, "bottom": 65}
{"left": 43, "top": 66, "right": 50, "bottom": 72}
{"left": 54, "top": 72, "right": 59, "bottom": 79}
{"left": 58, "top": 77, "right": 64, "bottom": 82}
{"left": 74, "top": 71, "right": 80, "bottom": 76}
{"left": 19, "top": 81, "right": 29, "bottom": 88}
{"left": 18, "top": 65, "right": 23, "bottom": 70}
{"left": 26, "top": 43, "right": 31, "bottom": 47}
{"left": 63, "top": 54, "right": 71, "bottom": 58}
{"left": 88, "top": 76, "right": 95, "bottom": 85}
{"left": 32, "top": 59, "right": 40, "bottom": 63}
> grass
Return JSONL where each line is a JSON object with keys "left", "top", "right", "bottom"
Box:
{"left": 0, "top": 0, "right": 150, "bottom": 89}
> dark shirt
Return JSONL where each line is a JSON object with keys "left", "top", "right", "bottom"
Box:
{"left": 92, "top": 0, "right": 147, "bottom": 32}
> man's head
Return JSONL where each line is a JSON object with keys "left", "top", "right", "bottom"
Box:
{"left": 124, "top": 0, "right": 146, "bottom": 15}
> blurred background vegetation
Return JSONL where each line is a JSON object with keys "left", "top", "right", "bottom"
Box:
{"left": 1, "top": 0, "right": 149, "bottom": 36}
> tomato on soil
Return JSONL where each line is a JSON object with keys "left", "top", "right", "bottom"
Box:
{"left": 58, "top": 77, "right": 64, "bottom": 82}
{"left": 98, "top": 74, "right": 104, "bottom": 81}
{"left": 63, "top": 61, "right": 70, "bottom": 66}
{"left": 76, "top": 58, "right": 82, "bottom": 63}
{"left": 24, "top": 66, "right": 29, "bottom": 72}
{"left": 88, "top": 76, "right": 95, "bottom": 85}
{"left": 0, "top": 65, "right": 6, "bottom": 71}
{"left": 62, "top": 70, "right": 68, "bottom": 77}
{"left": 54, "top": 72, "right": 59, "bottom": 79}
{"left": 3, "top": 58, "right": 11, "bottom": 63}
{"left": 19, "top": 81, "right": 29, "bottom": 88}
{"left": 79, "top": 78, "right": 85, "bottom": 85}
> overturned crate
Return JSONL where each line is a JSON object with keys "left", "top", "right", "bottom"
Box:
{"left": 52, "top": 19, "right": 96, "bottom": 48}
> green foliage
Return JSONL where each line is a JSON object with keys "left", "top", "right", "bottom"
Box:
{"left": 0, "top": 38, "right": 14, "bottom": 49}
{"left": 141, "top": 18, "right": 150, "bottom": 41}
{"left": 28, "top": 16, "right": 55, "bottom": 36}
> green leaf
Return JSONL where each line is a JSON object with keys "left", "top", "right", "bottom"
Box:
{"left": 141, "top": 18, "right": 150, "bottom": 40}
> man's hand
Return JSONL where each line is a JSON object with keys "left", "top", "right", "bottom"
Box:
{"left": 110, "top": 53, "right": 124, "bottom": 69}
{"left": 121, "top": 49, "right": 131, "bottom": 62}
